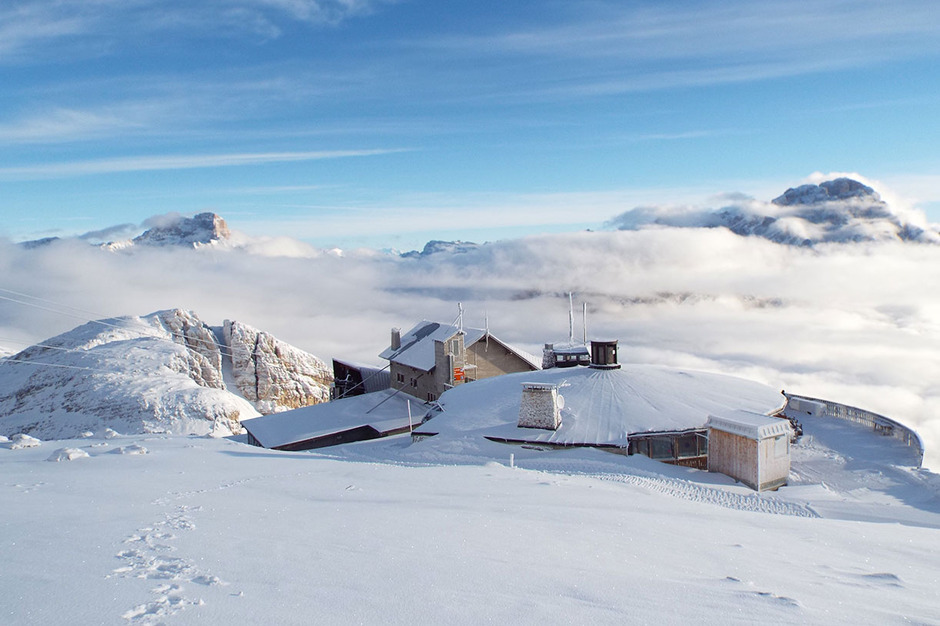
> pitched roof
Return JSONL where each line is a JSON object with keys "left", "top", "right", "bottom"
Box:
{"left": 379, "top": 320, "right": 485, "bottom": 372}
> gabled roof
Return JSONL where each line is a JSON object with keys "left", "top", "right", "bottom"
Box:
{"left": 469, "top": 333, "right": 541, "bottom": 370}
{"left": 379, "top": 320, "right": 485, "bottom": 372}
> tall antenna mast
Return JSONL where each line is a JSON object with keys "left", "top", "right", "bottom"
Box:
{"left": 457, "top": 302, "right": 464, "bottom": 332}
{"left": 484, "top": 309, "right": 489, "bottom": 350}
{"left": 568, "top": 292, "right": 574, "bottom": 344}
{"left": 582, "top": 301, "right": 587, "bottom": 345}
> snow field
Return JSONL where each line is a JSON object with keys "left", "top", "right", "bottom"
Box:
{"left": 2, "top": 426, "right": 939, "bottom": 625}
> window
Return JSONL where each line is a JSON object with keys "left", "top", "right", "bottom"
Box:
{"left": 396, "top": 373, "right": 404, "bottom": 383}
{"left": 427, "top": 392, "right": 435, "bottom": 402}
{"left": 650, "top": 438, "right": 674, "bottom": 460}
{"left": 410, "top": 378, "right": 418, "bottom": 388}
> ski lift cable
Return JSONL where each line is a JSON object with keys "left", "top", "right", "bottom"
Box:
{"left": 0, "top": 290, "right": 242, "bottom": 362}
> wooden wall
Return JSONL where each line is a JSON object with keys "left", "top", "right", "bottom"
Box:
{"left": 708, "top": 429, "right": 759, "bottom": 490}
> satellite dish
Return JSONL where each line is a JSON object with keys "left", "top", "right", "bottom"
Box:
{"left": 557, "top": 394, "right": 565, "bottom": 410}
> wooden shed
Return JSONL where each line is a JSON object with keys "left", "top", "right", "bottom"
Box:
{"left": 706, "top": 411, "right": 792, "bottom": 492}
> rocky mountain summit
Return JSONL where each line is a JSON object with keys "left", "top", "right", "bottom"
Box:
{"left": 401, "top": 240, "right": 481, "bottom": 258}
{"left": 0, "top": 309, "right": 332, "bottom": 439}
{"left": 610, "top": 177, "right": 940, "bottom": 246}
{"left": 132, "top": 212, "right": 231, "bottom": 247}
{"left": 103, "top": 212, "right": 233, "bottom": 250}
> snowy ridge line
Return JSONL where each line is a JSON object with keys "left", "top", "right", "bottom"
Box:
{"left": 0, "top": 288, "right": 244, "bottom": 363}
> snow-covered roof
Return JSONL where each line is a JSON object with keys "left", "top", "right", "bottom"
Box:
{"left": 241, "top": 389, "right": 423, "bottom": 449}
{"left": 551, "top": 344, "right": 589, "bottom": 355}
{"left": 415, "top": 364, "right": 785, "bottom": 447}
{"left": 706, "top": 410, "right": 792, "bottom": 440}
{"left": 379, "top": 320, "right": 532, "bottom": 371}
{"left": 379, "top": 321, "right": 477, "bottom": 371}
{"left": 332, "top": 358, "right": 391, "bottom": 394}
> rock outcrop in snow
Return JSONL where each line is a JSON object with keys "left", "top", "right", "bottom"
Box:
{"left": 609, "top": 177, "right": 940, "bottom": 246}
{"left": 0, "top": 309, "right": 332, "bottom": 439}
{"left": 224, "top": 320, "right": 332, "bottom": 414}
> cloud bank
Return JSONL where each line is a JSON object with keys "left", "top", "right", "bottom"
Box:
{"left": 2, "top": 225, "right": 939, "bottom": 469}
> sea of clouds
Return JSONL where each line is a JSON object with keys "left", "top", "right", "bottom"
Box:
{"left": 2, "top": 213, "right": 939, "bottom": 468}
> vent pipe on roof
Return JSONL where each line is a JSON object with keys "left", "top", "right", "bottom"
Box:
{"left": 391, "top": 328, "right": 401, "bottom": 350}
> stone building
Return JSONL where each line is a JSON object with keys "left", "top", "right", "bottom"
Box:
{"left": 379, "top": 320, "right": 539, "bottom": 402}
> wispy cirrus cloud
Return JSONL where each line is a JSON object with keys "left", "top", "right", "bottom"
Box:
{"left": 0, "top": 107, "right": 147, "bottom": 144}
{"left": 0, "top": 0, "right": 393, "bottom": 63}
{"left": 0, "top": 148, "right": 407, "bottom": 180}
{"left": 413, "top": 0, "right": 940, "bottom": 98}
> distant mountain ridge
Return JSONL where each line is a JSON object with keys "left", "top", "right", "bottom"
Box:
{"left": 0, "top": 309, "right": 332, "bottom": 439}
{"left": 104, "top": 212, "right": 232, "bottom": 250}
{"left": 400, "top": 239, "right": 481, "bottom": 258}
{"left": 20, "top": 213, "right": 234, "bottom": 251}
{"left": 609, "top": 177, "right": 940, "bottom": 246}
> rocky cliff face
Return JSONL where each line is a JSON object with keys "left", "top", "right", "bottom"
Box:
{"left": 224, "top": 320, "right": 332, "bottom": 414}
{"left": 0, "top": 309, "right": 333, "bottom": 439}
{"left": 133, "top": 213, "right": 232, "bottom": 247}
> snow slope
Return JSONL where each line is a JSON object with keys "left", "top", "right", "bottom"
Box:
{"left": 1, "top": 411, "right": 938, "bottom": 625}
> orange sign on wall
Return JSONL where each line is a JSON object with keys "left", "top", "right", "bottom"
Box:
{"left": 453, "top": 367, "right": 464, "bottom": 381}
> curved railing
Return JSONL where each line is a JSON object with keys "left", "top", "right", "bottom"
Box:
{"left": 782, "top": 392, "right": 924, "bottom": 467}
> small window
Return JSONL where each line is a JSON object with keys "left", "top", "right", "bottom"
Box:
{"left": 410, "top": 378, "right": 418, "bottom": 388}
{"left": 427, "top": 392, "right": 435, "bottom": 402}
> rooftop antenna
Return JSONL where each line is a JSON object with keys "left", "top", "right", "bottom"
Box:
{"left": 582, "top": 301, "right": 587, "bottom": 345}
{"left": 457, "top": 302, "right": 464, "bottom": 332}
{"left": 484, "top": 309, "right": 490, "bottom": 351}
{"left": 568, "top": 292, "right": 574, "bottom": 345}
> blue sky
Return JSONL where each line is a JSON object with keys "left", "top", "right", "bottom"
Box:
{"left": 2, "top": 0, "right": 940, "bottom": 250}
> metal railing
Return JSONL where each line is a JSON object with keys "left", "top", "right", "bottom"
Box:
{"left": 783, "top": 392, "right": 924, "bottom": 467}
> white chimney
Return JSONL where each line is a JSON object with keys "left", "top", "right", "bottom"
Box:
{"left": 391, "top": 328, "right": 401, "bottom": 350}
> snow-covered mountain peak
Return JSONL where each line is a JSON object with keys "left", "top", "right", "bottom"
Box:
{"left": 608, "top": 177, "right": 940, "bottom": 246}
{"left": 0, "top": 309, "right": 332, "bottom": 439}
{"left": 401, "top": 239, "right": 481, "bottom": 258}
{"left": 131, "top": 212, "right": 232, "bottom": 248}
{"left": 772, "top": 178, "right": 880, "bottom": 206}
